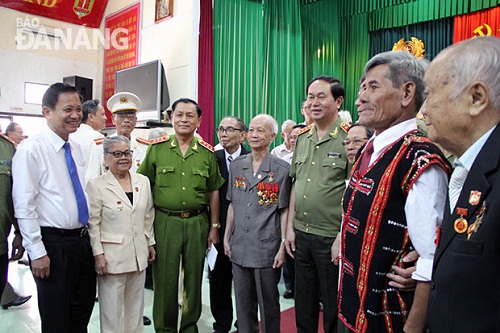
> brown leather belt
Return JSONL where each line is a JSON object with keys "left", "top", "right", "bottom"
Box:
{"left": 155, "top": 206, "right": 207, "bottom": 219}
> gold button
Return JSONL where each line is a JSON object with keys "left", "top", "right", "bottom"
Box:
{"left": 307, "top": 178, "right": 311, "bottom": 182}
{"left": 162, "top": 169, "right": 166, "bottom": 174}
{"left": 316, "top": 146, "right": 319, "bottom": 149}
{"left": 303, "top": 212, "right": 308, "bottom": 216}
{"left": 306, "top": 228, "right": 309, "bottom": 232}
{"left": 303, "top": 195, "right": 307, "bottom": 199}
{"left": 312, "top": 161, "right": 315, "bottom": 165}
{"left": 182, "top": 172, "right": 185, "bottom": 176}
{"left": 332, "top": 163, "right": 336, "bottom": 166}
{"left": 182, "top": 202, "right": 186, "bottom": 205}
{"left": 182, "top": 187, "right": 186, "bottom": 190}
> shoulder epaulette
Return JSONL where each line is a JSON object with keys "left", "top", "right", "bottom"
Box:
{"left": 0, "top": 133, "right": 16, "bottom": 146}
{"left": 150, "top": 135, "right": 170, "bottom": 145}
{"left": 199, "top": 140, "right": 214, "bottom": 152}
{"left": 298, "top": 124, "right": 313, "bottom": 136}
{"left": 136, "top": 137, "right": 151, "bottom": 145}
{"left": 340, "top": 122, "right": 350, "bottom": 133}
{"left": 94, "top": 137, "right": 104, "bottom": 145}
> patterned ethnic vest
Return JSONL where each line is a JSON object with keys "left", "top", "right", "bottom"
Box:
{"left": 338, "top": 131, "right": 451, "bottom": 333}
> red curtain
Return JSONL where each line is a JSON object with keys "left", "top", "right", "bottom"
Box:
{"left": 454, "top": 6, "right": 500, "bottom": 43}
{"left": 197, "top": 0, "right": 215, "bottom": 145}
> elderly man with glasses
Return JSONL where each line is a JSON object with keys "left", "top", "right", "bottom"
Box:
{"left": 86, "top": 92, "right": 150, "bottom": 181}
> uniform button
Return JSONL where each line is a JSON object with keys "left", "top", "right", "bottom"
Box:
{"left": 307, "top": 178, "right": 311, "bottom": 182}
{"left": 303, "top": 212, "right": 308, "bottom": 216}
{"left": 306, "top": 228, "right": 309, "bottom": 232}
{"left": 332, "top": 163, "right": 336, "bottom": 166}
{"left": 182, "top": 187, "right": 186, "bottom": 190}
{"left": 182, "top": 172, "right": 185, "bottom": 176}
{"left": 247, "top": 203, "right": 252, "bottom": 207}
{"left": 162, "top": 169, "right": 167, "bottom": 174}
{"left": 303, "top": 195, "right": 307, "bottom": 199}
{"left": 312, "top": 161, "right": 315, "bottom": 165}
{"left": 182, "top": 202, "right": 186, "bottom": 205}
{"left": 316, "top": 146, "right": 319, "bottom": 149}
{"left": 245, "top": 216, "right": 250, "bottom": 220}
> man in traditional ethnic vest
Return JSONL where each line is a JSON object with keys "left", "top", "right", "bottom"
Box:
{"left": 338, "top": 51, "right": 451, "bottom": 333}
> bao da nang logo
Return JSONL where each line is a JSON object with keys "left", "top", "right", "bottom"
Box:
{"left": 16, "top": 17, "right": 129, "bottom": 50}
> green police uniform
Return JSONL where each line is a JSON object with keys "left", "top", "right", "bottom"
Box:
{"left": 138, "top": 135, "right": 224, "bottom": 333}
{"left": 290, "top": 118, "right": 349, "bottom": 332}
{"left": 290, "top": 118, "right": 348, "bottom": 236}
{"left": 0, "top": 133, "right": 15, "bottom": 297}
{"left": 0, "top": 134, "right": 15, "bottom": 258}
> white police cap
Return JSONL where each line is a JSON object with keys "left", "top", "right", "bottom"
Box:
{"left": 107, "top": 92, "right": 142, "bottom": 113}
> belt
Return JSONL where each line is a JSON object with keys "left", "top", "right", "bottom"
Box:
{"left": 155, "top": 206, "right": 207, "bottom": 219}
{"left": 40, "top": 226, "right": 88, "bottom": 237}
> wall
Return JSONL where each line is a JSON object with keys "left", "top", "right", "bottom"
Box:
{"left": 0, "top": 0, "right": 199, "bottom": 117}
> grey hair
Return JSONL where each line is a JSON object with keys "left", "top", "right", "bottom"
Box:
{"left": 281, "top": 119, "right": 296, "bottom": 133}
{"left": 442, "top": 36, "right": 500, "bottom": 109}
{"left": 364, "top": 50, "right": 429, "bottom": 112}
{"left": 103, "top": 135, "right": 131, "bottom": 155}
{"left": 148, "top": 128, "right": 168, "bottom": 140}
{"left": 252, "top": 114, "right": 279, "bottom": 135}
{"left": 220, "top": 116, "right": 247, "bottom": 131}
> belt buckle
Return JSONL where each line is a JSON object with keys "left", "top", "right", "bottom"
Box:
{"left": 80, "top": 227, "right": 88, "bottom": 237}
{"left": 181, "top": 212, "right": 190, "bottom": 218}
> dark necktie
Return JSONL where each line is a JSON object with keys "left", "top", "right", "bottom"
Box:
{"left": 358, "top": 139, "right": 374, "bottom": 174}
{"left": 63, "top": 142, "right": 89, "bottom": 226}
{"left": 228, "top": 155, "right": 233, "bottom": 163}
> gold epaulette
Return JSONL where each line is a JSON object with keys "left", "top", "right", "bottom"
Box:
{"left": 136, "top": 137, "right": 151, "bottom": 145}
{"left": 94, "top": 137, "right": 104, "bottom": 145}
{"left": 150, "top": 135, "right": 170, "bottom": 145}
{"left": 298, "top": 124, "right": 313, "bottom": 136}
{"left": 199, "top": 140, "right": 214, "bottom": 152}
{"left": 0, "top": 133, "right": 16, "bottom": 146}
{"left": 340, "top": 122, "right": 350, "bottom": 133}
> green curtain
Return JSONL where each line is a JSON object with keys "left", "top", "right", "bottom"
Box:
{"left": 213, "top": 0, "right": 264, "bottom": 143}
{"left": 262, "top": 0, "right": 303, "bottom": 127}
{"left": 370, "top": 18, "right": 454, "bottom": 60}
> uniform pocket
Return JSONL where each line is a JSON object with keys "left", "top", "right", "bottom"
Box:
{"left": 156, "top": 165, "right": 175, "bottom": 187}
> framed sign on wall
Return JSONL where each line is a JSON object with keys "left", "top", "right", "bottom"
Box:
{"left": 155, "top": 0, "right": 173, "bottom": 23}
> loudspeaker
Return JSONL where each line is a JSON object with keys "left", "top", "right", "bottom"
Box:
{"left": 63, "top": 76, "right": 93, "bottom": 102}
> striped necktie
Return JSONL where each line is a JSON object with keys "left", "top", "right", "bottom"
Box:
{"left": 448, "top": 165, "right": 468, "bottom": 213}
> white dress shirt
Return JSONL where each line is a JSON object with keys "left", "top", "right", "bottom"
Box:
{"left": 70, "top": 123, "right": 104, "bottom": 168}
{"left": 224, "top": 145, "right": 242, "bottom": 170}
{"left": 12, "top": 127, "right": 86, "bottom": 260}
{"left": 365, "top": 119, "right": 449, "bottom": 281}
{"left": 271, "top": 142, "right": 292, "bottom": 159}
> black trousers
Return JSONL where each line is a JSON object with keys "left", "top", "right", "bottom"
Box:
{"left": 295, "top": 229, "right": 338, "bottom": 333}
{"left": 0, "top": 253, "right": 8, "bottom": 298}
{"left": 33, "top": 228, "right": 96, "bottom": 333}
{"left": 283, "top": 253, "right": 295, "bottom": 291}
{"left": 208, "top": 240, "right": 234, "bottom": 333}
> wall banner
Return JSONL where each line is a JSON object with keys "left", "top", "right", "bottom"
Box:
{"left": 454, "top": 6, "right": 500, "bottom": 43}
{"left": 0, "top": 0, "right": 108, "bottom": 28}
{"left": 102, "top": 2, "right": 140, "bottom": 126}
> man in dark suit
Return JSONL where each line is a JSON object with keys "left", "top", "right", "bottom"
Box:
{"left": 211, "top": 116, "right": 250, "bottom": 333}
{"left": 422, "top": 36, "right": 500, "bottom": 332}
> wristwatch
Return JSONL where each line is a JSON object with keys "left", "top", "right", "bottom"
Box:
{"left": 211, "top": 223, "right": 221, "bottom": 228}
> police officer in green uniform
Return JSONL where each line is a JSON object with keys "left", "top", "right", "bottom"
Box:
{"left": 138, "top": 98, "right": 224, "bottom": 333}
{"left": 0, "top": 132, "right": 24, "bottom": 299}
{"left": 285, "top": 75, "right": 349, "bottom": 333}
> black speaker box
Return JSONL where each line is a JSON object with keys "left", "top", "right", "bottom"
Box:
{"left": 63, "top": 76, "right": 93, "bottom": 102}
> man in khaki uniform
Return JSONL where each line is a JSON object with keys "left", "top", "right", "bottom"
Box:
{"left": 286, "top": 75, "right": 349, "bottom": 333}
{"left": 138, "top": 98, "right": 224, "bottom": 333}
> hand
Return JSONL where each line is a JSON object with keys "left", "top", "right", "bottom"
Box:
{"left": 387, "top": 250, "right": 419, "bottom": 290}
{"left": 285, "top": 228, "right": 296, "bottom": 258}
{"left": 223, "top": 238, "right": 231, "bottom": 258}
{"left": 31, "top": 255, "right": 50, "bottom": 279}
{"left": 207, "top": 227, "right": 220, "bottom": 249}
{"left": 94, "top": 254, "right": 108, "bottom": 276}
{"left": 148, "top": 245, "right": 156, "bottom": 263}
{"left": 272, "top": 245, "right": 286, "bottom": 269}
{"left": 10, "top": 234, "right": 25, "bottom": 261}
{"left": 330, "top": 234, "right": 341, "bottom": 266}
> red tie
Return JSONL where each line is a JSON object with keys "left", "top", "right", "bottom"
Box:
{"left": 358, "top": 140, "right": 374, "bottom": 174}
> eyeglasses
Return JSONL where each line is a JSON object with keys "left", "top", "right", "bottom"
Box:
{"left": 216, "top": 126, "right": 243, "bottom": 135}
{"left": 342, "top": 138, "right": 368, "bottom": 146}
{"left": 106, "top": 149, "right": 133, "bottom": 158}
{"left": 114, "top": 114, "right": 137, "bottom": 120}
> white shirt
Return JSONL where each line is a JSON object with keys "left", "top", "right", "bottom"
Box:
{"left": 85, "top": 133, "right": 149, "bottom": 181}
{"left": 224, "top": 145, "right": 242, "bottom": 170}
{"left": 12, "top": 127, "right": 86, "bottom": 260}
{"left": 365, "top": 119, "right": 449, "bottom": 281}
{"left": 70, "top": 123, "right": 104, "bottom": 169}
{"left": 271, "top": 142, "right": 292, "bottom": 159}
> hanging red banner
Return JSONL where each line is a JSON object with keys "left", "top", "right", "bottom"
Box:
{"left": 454, "top": 6, "right": 500, "bottom": 43}
{"left": 0, "top": 0, "right": 108, "bottom": 28}
{"left": 102, "top": 2, "right": 140, "bottom": 126}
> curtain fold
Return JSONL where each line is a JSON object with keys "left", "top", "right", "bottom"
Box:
{"left": 198, "top": 0, "right": 214, "bottom": 143}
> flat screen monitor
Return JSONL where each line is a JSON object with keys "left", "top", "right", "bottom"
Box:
{"left": 115, "top": 60, "right": 170, "bottom": 124}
